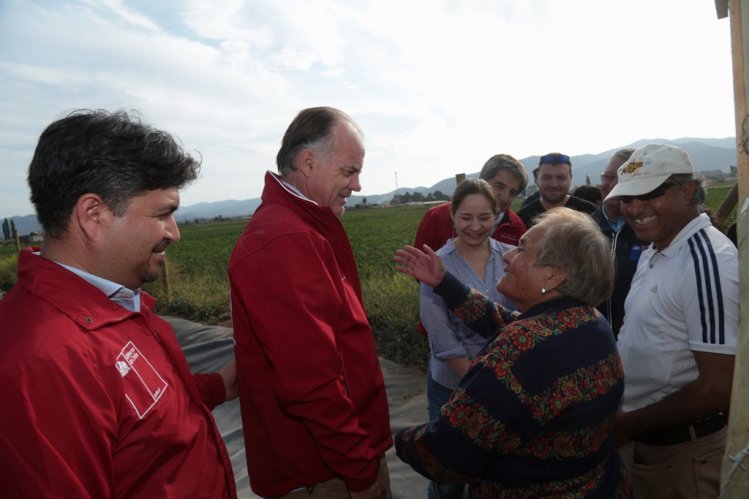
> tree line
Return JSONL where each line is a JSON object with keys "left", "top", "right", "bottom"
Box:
{"left": 389, "top": 190, "right": 450, "bottom": 205}
{"left": 2, "top": 218, "right": 17, "bottom": 240}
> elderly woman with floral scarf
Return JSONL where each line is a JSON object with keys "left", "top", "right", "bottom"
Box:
{"left": 394, "top": 208, "right": 630, "bottom": 498}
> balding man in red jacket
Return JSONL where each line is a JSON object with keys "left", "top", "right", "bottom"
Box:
{"left": 229, "top": 107, "right": 392, "bottom": 499}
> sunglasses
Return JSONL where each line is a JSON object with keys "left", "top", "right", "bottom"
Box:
{"left": 619, "top": 180, "right": 682, "bottom": 202}
{"left": 539, "top": 153, "right": 571, "bottom": 165}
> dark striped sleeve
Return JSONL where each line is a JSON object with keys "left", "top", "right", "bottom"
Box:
{"left": 687, "top": 229, "right": 727, "bottom": 345}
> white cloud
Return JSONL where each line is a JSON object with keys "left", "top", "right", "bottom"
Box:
{"left": 0, "top": 0, "right": 736, "bottom": 218}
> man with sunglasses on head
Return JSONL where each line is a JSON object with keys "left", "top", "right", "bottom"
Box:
{"left": 608, "top": 144, "right": 738, "bottom": 498}
{"left": 591, "top": 147, "right": 648, "bottom": 338}
{"left": 516, "top": 152, "right": 596, "bottom": 228}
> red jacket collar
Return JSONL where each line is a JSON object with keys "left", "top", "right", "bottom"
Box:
{"left": 258, "top": 171, "right": 363, "bottom": 299}
{"left": 16, "top": 248, "right": 146, "bottom": 330}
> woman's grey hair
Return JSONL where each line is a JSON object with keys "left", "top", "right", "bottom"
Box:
{"left": 533, "top": 208, "right": 613, "bottom": 306}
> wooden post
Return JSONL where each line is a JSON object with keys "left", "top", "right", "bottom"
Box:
{"left": 161, "top": 256, "right": 171, "bottom": 302}
{"left": 721, "top": 0, "right": 749, "bottom": 496}
{"left": 715, "top": 182, "right": 739, "bottom": 230}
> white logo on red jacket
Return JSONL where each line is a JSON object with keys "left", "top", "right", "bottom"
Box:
{"left": 116, "top": 341, "right": 169, "bottom": 419}
{"left": 116, "top": 360, "right": 130, "bottom": 377}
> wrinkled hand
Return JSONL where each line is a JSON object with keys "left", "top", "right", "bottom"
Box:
{"left": 218, "top": 359, "right": 238, "bottom": 401}
{"left": 349, "top": 469, "right": 388, "bottom": 499}
{"left": 393, "top": 244, "right": 445, "bottom": 288}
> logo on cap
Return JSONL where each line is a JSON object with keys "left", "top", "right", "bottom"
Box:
{"left": 622, "top": 161, "right": 644, "bottom": 175}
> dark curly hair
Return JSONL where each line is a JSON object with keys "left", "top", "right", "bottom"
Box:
{"left": 28, "top": 109, "right": 200, "bottom": 238}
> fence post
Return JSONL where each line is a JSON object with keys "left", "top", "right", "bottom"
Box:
{"left": 161, "top": 256, "right": 171, "bottom": 302}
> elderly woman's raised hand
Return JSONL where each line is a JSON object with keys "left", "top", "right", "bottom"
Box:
{"left": 393, "top": 244, "right": 445, "bottom": 288}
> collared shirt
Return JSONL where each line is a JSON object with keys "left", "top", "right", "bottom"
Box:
{"left": 57, "top": 261, "right": 141, "bottom": 313}
{"left": 280, "top": 178, "right": 309, "bottom": 200}
{"left": 618, "top": 213, "right": 739, "bottom": 412}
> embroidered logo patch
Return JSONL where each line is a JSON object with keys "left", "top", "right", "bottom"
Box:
{"left": 116, "top": 341, "right": 168, "bottom": 419}
{"left": 621, "top": 161, "right": 644, "bottom": 175}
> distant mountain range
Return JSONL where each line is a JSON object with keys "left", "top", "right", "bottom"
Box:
{"left": 4, "top": 137, "right": 738, "bottom": 236}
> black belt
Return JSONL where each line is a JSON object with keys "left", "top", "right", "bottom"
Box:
{"left": 633, "top": 414, "right": 727, "bottom": 446}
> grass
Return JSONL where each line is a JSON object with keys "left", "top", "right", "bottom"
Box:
{"left": 0, "top": 242, "right": 19, "bottom": 292}
{"left": 0, "top": 183, "right": 739, "bottom": 369}
{"left": 146, "top": 219, "right": 246, "bottom": 323}
{"left": 342, "top": 205, "right": 431, "bottom": 367}
{"left": 704, "top": 180, "right": 738, "bottom": 230}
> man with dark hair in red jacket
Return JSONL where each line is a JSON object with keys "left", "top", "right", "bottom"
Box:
{"left": 0, "top": 110, "right": 237, "bottom": 498}
{"left": 229, "top": 107, "right": 392, "bottom": 499}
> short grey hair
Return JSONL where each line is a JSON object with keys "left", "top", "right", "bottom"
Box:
{"left": 533, "top": 208, "right": 613, "bottom": 306}
{"left": 276, "top": 107, "right": 362, "bottom": 176}
{"left": 479, "top": 154, "right": 528, "bottom": 192}
{"left": 611, "top": 147, "right": 635, "bottom": 162}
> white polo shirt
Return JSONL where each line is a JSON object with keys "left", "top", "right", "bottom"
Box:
{"left": 618, "top": 213, "right": 738, "bottom": 412}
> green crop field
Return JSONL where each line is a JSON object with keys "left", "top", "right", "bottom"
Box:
{"left": 0, "top": 243, "right": 17, "bottom": 292}
{"left": 0, "top": 183, "right": 739, "bottom": 368}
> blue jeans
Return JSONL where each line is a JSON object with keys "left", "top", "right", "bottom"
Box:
{"left": 426, "top": 373, "right": 467, "bottom": 499}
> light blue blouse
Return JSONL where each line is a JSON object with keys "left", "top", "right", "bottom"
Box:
{"left": 420, "top": 238, "right": 515, "bottom": 389}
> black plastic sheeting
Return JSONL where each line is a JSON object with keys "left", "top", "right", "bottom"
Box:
{"left": 167, "top": 316, "right": 431, "bottom": 499}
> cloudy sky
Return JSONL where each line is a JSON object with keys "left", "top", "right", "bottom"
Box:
{"left": 0, "top": 0, "right": 735, "bottom": 219}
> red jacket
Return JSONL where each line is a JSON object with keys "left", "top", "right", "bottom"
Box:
{"left": 414, "top": 202, "right": 527, "bottom": 251}
{"left": 0, "top": 250, "right": 236, "bottom": 499}
{"left": 228, "top": 172, "right": 392, "bottom": 497}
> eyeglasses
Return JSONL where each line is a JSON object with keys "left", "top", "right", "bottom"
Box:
{"left": 619, "top": 180, "right": 682, "bottom": 202}
{"left": 539, "top": 153, "right": 571, "bottom": 166}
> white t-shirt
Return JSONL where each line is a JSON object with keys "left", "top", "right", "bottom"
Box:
{"left": 618, "top": 213, "right": 738, "bottom": 412}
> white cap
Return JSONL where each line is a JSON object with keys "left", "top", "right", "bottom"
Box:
{"left": 605, "top": 144, "right": 695, "bottom": 200}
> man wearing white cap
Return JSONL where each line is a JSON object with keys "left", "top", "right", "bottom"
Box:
{"left": 607, "top": 144, "right": 738, "bottom": 498}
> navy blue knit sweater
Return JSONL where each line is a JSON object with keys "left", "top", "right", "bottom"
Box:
{"left": 395, "top": 273, "right": 630, "bottom": 498}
